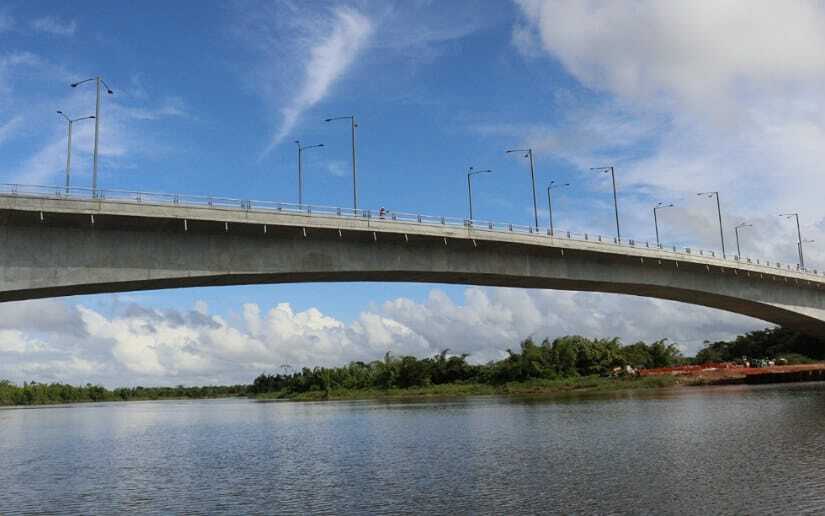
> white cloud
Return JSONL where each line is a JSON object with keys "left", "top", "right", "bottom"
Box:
{"left": 0, "top": 330, "right": 48, "bottom": 353}
{"left": 269, "top": 7, "right": 372, "bottom": 148}
{"left": 516, "top": 1, "right": 825, "bottom": 111}
{"left": 31, "top": 16, "right": 76, "bottom": 36}
{"left": 511, "top": 0, "right": 825, "bottom": 269}
{"left": 0, "top": 286, "right": 763, "bottom": 387}
{"left": 0, "top": 56, "right": 190, "bottom": 186}
{"left": 0, "top": 52, "right": 42, "bottom": 99}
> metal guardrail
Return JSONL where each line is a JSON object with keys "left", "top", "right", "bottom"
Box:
{"left": 0, "top": 183, "right": 820, "bottom": 280}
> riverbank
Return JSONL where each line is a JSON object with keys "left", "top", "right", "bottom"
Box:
{"left": 256, "top": 364, "right": 825, "bottom": 402}
{"left": 254, "top": 375, "right": 684, "bottom": 401}
{"left": 640, "top": 362, "right": 825, "bottom": 384}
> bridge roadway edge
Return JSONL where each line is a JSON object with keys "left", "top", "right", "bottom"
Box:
{"left": 3, "top": 195, "right": 825, "bottom": 337}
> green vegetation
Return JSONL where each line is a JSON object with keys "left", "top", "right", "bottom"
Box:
{"left": 256, "top": 375, "right": 680, "bottom": 401}
{"left": 251, "top": 336, "right": 685, "bottom": 400}
{"left": 0, "top": 380, "right": 248, "bottom": 406}
{"left": 694, "top": 327, "right": 825, "bottom": 364}
{"left": 8, "top": 328, "right": 823, "bottom": 407}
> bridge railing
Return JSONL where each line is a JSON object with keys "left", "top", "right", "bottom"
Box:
{"left": 0, "top": 183, "right": 819, "bottom": 279}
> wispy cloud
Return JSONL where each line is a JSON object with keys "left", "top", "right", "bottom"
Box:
{"left": 0, "top": 51, "right": 42, "bottom": 97}
{"left": 30, "top": 16, "right": 76, "bottom": 36}
{"left": 123, "top": 97, "right": 188, "bottom": 121}
{"left": 0, "top": 115, "right": 23, "bottom": 146}
{"left": 0, "top": 50, "right": 191, "bottom": 186}
{"left": 268, "top": 7, "right": 372, "bottom": 151}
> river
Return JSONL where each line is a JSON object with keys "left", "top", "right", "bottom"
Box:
{"left": 2, "top": 383, "right": 825, "bottom": 514}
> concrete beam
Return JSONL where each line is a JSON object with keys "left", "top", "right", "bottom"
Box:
{"left": 2, "top": 195, "right": 825, "bottom": 336}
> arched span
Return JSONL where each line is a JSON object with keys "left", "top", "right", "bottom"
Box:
{"left": 2, "top": 194, "right": 825, "bottom": 337}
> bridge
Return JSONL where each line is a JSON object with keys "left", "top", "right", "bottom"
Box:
{"left": 2, "top": 184, "right": 825, "bottom": 336}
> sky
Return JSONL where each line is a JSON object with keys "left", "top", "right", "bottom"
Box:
{"left": 3, "top": 0, "right": 825, "bottom": 386}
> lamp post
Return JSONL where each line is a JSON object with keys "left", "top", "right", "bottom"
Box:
{"left": 546, "top": 181, "right": 570, "bottom": 236}
{"left": 697, "top": 191, "right": 725, "bottom": 258}
{"left": 734, "top": 222, "right": 752, "bottom": 259}
{"left": 653, "top": 202, "right": 674, "bottom": 247}
{"left": 467, "top": 167, "right": 492, "bottom": 221}
{"left": 70, "top": 76, "right": 113, "bottom": 196}
{"left": 324, "top": 115, "right": 358, "bottom": 212}
{"left": 506, "top": 148, "right": 539, "bottom": 230}
{"left": 780, "top": 213, "right": 805, "bottom": 269}
{"left": 590, "top": 166, "right": 621, "bottom": 242}
{"left": 56, "top": 111, "right": 95, "bottom": 194}
{"left": 294, "top": 140, "right": 324, "bottom": 206}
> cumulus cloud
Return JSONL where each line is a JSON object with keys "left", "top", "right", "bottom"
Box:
{"left": 0, "top": 287, "right": 762, "bottom": 387}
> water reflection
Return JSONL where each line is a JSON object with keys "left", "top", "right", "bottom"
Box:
{"left": 3, "top": 384, "right": 825, "bottom": 514}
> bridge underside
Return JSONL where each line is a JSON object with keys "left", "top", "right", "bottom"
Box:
{"left": 3, "top": 205, "right": 825, "bottom": 337}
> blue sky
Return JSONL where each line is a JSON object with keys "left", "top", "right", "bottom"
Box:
{"left": 3, "top": 1, "right": 825, "bottom": 385}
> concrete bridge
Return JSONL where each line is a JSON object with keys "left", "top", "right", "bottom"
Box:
{"left": 2, "top": 184, "right": 825, "bottom": 336}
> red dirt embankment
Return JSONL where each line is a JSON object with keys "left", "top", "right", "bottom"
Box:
{"left": 640, "top": 363, "right": 825, "bottom": 384}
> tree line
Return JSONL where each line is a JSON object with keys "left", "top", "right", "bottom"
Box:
{"left": 251, "top": 336, "right": 685, "bottom": 396}
{"left": 4, "top": 328, "right": 821, "bottom": 406}
{"left": 694, "top": 327, "right": 825, "bottom": 364}
{"left": 0, "top": 380, "right": 248, "bottom": 406}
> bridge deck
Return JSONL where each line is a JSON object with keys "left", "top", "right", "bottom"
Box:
{"left": 0, "top": 186, "right": 822, "bottom": 290}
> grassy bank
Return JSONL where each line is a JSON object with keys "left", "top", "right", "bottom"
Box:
{"left": 255, "top": 375, "right": 681, "bottom": 402}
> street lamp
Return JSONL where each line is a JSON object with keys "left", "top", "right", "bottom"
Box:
{"left": 779, "top": 213, "right": 805, "bottom": 269}
{"left": 506, "top": 148, "right": 539, "bottom": 230}
{"left": 56, "top": 111, "right": 95, "bottom": 193}
{"left": 590, "top": 166, "right": 621, "bottom": 242}
{"left": 546, "top": 181, "right": 570, "bottom": 236}
{"left": 697, "top": 191, "right": 725, "bottom": 258}
{"left": 653, "top": 202, "right": 674, "bottom": 248}
{"left": 294, "top": 140, "right": 324, "bottom": 206}
{"left": 467, "top": 167, "right": 492, "bottom": 221}
{"left": 324, "top": 115, "right": 358, "bottom": 212}
{"left": 70, "top": 76, "right": 113, "bottom": 196}
{"left": 734, "top": 222, "right": 752, "bottom": 259}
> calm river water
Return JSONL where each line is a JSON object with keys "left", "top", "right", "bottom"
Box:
{"left": 3, "top": 383, "right": 825, "bottom": 515}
